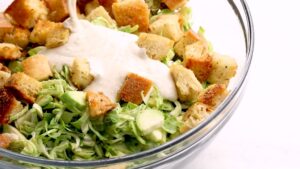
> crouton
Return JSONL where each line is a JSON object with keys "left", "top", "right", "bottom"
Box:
{"left": 70, "top": 58, "right": 94, "bottom": 90}
{"left": 30, "top": 20, "right": 70, "bottom": 48}
{"left": 198, "top": 84, "right": 228, "bottom": 109}
{"left": 180, "top": 102, "right": 209, "bottom": 133}
{"left": 137, "top": 33, "right": 174, "bottom": 61}
{"left": 5, "top": 72, "right": 42, "bottom": 104}
{"left": 119, "top": 73, "right": 153, "bottom": 104}
{"left": 0, "top": 13, "right": 14, "bottom": 41}
{"left": 4, "top": 0, "right": 48, "bottom": 28}
{"left": 0, "top": 43, "right": 22, "bottom": 61}
{"left": 22, "top": 55, "right": 52, "bottom": 81}
{"left": 162, "top": 0, "right": 187, "bottom": 10}
{"left": 85, "top": 0, "right": 100, "bottom": 15}
{"left": 0, "top": 71, "right": 11, "bottom": 88}
{"left": 87, "top": 91, "right": 116, "bottom": 117}
{"left": 98, "top": 0, "right": 118, "bottom": 16}
{"left": 0, "top": 134, "right": 12, "bottom": 149}
{"left": 112, "top": 0, "right": 150, "bottom": 32}
{"left": 207, "top": 53, "right": 238, "bottom": 85}
{"left": 150, "top": 14, "right": 183, "bottom": 41}
{"left": 174, "top": 30, "right": 207, "bottom": 57}
{"left": 44, "top": 0, "right": 69, "bottom": 22}
{"left": 183, "top": 41, "right": 212, "bottom": 82}
{"left": 86, "top": 6, "right": 116, "bottom": 26}
{"left": 170, "top": 64, "right": 202, "bottom": 102}
{"left": 0, "top": 88, "right": 23, "bottom": 124}
{"left": 183, "top": 55, "right": 212, "bottom": 83}
{"left": 0, "top": 63, "right": 11, "bottom": 73}
{"left": 3, "top": 27, "right": 30, "bottom": 49}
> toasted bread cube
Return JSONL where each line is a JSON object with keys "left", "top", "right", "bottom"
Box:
{"left": 170, "top": 64, "right": 202, "bottom": 102}
{"left": 98, "top": 0, "right": 119, "bottom": 16}
{"left": 180, "top": 102, "right": 209, "bottom": 133}
{"left": 162, "top": 0, "right": 187, "bottom": 10}
{"left": 70, "top": 58, "right": 94, "bottom": 90}
{"left": 150, "top": 14, "right": 183, "bottom": 41}
{"left": 0, "top": 63, "right": 11, "bottom": 73}
{"left": 85, "top": 0, "right": 100, "bottom": 15}
{"left": 112, "top": 0, "right": 150, "bottom": 32}
{"left": 198, "top": 84, "right": 228, "bottom": 109}
{"left": 30, "top": 20, "right": 70, "bottom": 48}
{"left": 46, "top": 26, "right": 70, "bottom": 48}
{"left": 87, "top": 91, "right": 116, "bottom": 117}
{"left": 137, "top": 33, "right": 174, "bottom": 61}
{"left": 207, "top": 53, "right": 238, "bottom": 85}
{"left": 0, "top": 88, "right": 23, "bottom": 124}
{"left": 119, "top": 73, "right": 153, "bottom": 104}
{"left": 3, "top": 27, "right": 30, "bottom": 49}
{"left": 5, "top": 72, "right": 42, "bottom": 104}
{"left": 22, "top": 55, "right": 52, "bottom": 81}
{"left": 174, "top": 30, "right": 207, "bottom": 57}
{"left": 0, "top": 71, "right": 11, "bottom": 88}
{"left": 44, "top": 0, "right": 69, "bottom": 22}
{"left": 4, "top": 0, "right": 48, "bottom": 28}
{"left": 86, "top": 6, "right": 116, "bottom": 26}
{"left": 0, "top": 134, "right": 12, "bottom": 149}
{"left": 183, "top": 55, "right": 212, "bottom": 83}
{"left": 0, "top": 43, "right": 22, "bottom": 61}
{"left": 183, "top": 41, "right": 212, "bottom": 82}
{"left": 0, "top": 13, "right": 14, "bottom": 41}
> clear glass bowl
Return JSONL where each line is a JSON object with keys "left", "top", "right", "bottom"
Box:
{"left": 0, "top": 0, "right": 254, "bottom": 168}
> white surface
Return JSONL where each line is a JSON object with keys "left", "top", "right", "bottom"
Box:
{"left": 185, "top": 0, "right": 300, "bottom": 169}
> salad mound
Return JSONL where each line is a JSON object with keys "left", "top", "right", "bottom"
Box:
{"left": 0, "top": 0, "right": 237, "bottom": 161}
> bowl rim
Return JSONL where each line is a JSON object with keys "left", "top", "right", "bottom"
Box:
{"left": 0, "top": 0, "right": 254, "bottom": 167}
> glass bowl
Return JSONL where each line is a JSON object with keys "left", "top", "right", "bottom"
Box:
{"left": 0, "top": 0, "right": 254, "bottom": 168}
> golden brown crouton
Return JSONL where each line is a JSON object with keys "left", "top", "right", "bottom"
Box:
{"left": 0, "top": 63, "right": 11, "bottom": 73}
{"left": 198, "top": 84, "right": 228, "bottom": 109}
{"left": 4, "top": 0, "right": 48, "bottom": 28}
{"left": 3, "top": 27, "right": 30, "bottom": 49}
{"left": 174, "top": 30, "right": 207, "bottom": 58}
{"left": 180, "top": 102, "right": 209, "bottom": 133}
{"left": 137, "top": 33, "right": 174, "bottom": 61}
{"left": 22, "top": 55, "right": 52, "bottom": 81}
{"left": 87, "top": 91, "right": 116, "bottom": 117}
{"left": 150, "top": 14, "right": 183, "bottom": 41}
{"left": 170, "top": 64, "right": 202, "bottom": 102}
{"left": 0, "top": 43, "right": 22, "bottom": 61}
{"left": 30, "top": 20, "right": 70, "bottom": 48}
{"left": 0, "top": 71, "right": 11, "bottom": 88}
{"left": 44, "top": 0, "right": 69, "bottom": 22}
{"left": 98, "top": 0, "right": 118, "bottom": 16}
{"left": 85, "top": 0, "right": 100, "bottom": 15}
{"left": 86, "top": 6, "right": 116, "bottom": 26}
{"left": 119, "top": 73, "right": 153, "bottom": 104}
{"left": 5, "top": 72, "right": 42, "bottom": 104}
{"left": 207, "top": 53, "right": 238, "bottom": 85}
{"left": 0, "top": 88, "right": 23, "bottom": 124}
{"left": 0, "top": 13, "right": 14, "bottom": 41}
{"left": 162, "top": 0, "right": 187, "bottom": 10}
{"left": 183, "top": 41, "right": 212, "bottom": 82}
{"left": 183, "top": 55, "right": 212, "bottom": 83}
{"left": 70, "top": 58, "right": 94, "bottom": 90}
{"left": 0, "top": 134, "right": 12, "bottom": 148}
{"left": 112, "top": 0, "right": 150, "bottom": 32}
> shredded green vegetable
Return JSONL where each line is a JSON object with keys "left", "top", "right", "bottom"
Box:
{"left": 3, "top": 66, "right": 183, "bottom": 160}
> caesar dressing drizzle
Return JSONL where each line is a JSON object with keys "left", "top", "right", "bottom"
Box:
{"left": 39, "top": 0, "right": 177, "bottom": 101}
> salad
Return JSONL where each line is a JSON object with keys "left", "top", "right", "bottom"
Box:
{"left": 0, "top": 0, "right": 237, "bottom": 162}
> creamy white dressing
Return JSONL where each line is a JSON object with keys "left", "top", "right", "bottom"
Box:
{"left": 40, "top": 0, "right": 177, "bottom": 102}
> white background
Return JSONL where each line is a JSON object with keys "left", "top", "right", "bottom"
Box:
{"left": 1, "top": 0, "right": 300, "bottom": 169}
{"left": 185, "top": 0, "right": 300, "bottom": 169}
